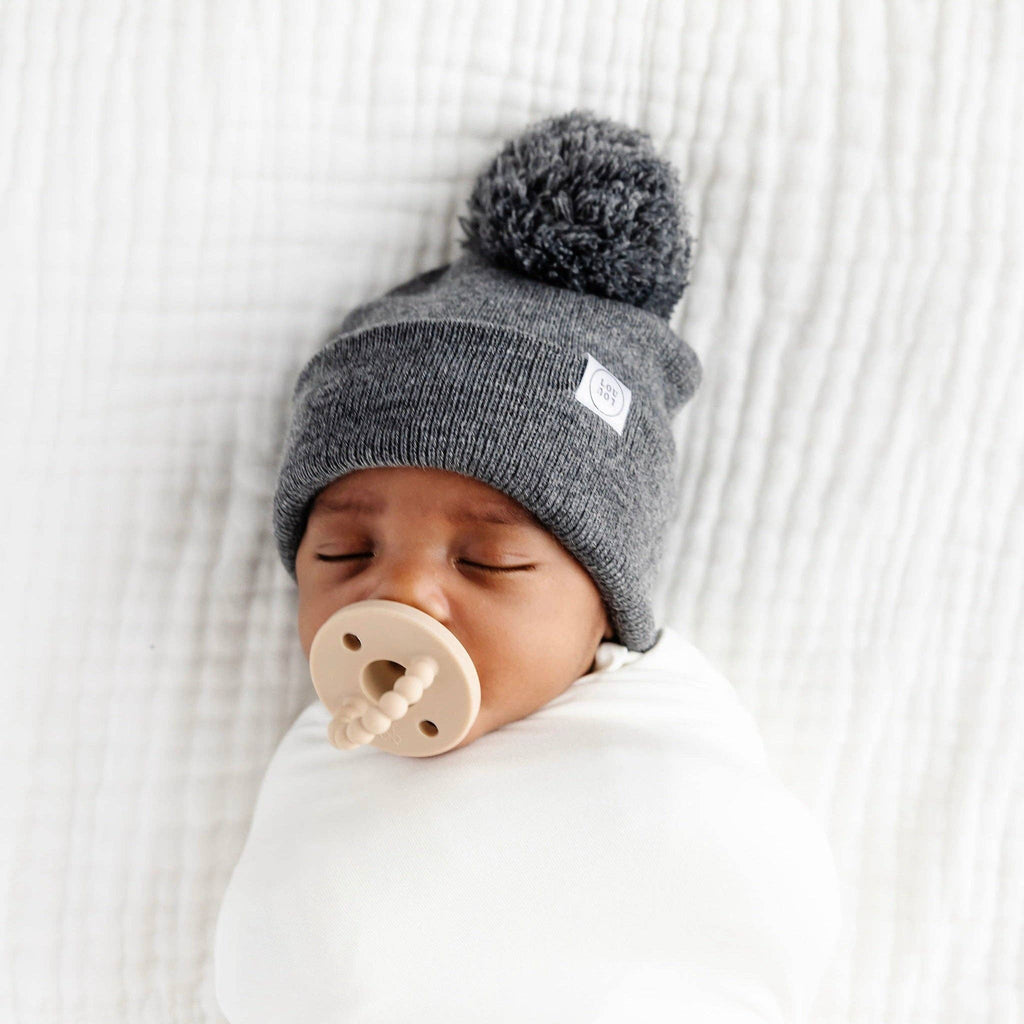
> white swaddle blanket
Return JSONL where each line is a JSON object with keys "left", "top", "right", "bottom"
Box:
{"left": 214, "top": 626, "right": 841, "bottom": 1024}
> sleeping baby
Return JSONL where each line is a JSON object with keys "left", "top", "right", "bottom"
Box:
{"left": 213, "top": 109, "right": 842, "bottom": 1023}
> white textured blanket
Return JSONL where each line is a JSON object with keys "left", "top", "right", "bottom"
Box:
{"left": 214, "top": 627, "right": 840, "bottom": 1024}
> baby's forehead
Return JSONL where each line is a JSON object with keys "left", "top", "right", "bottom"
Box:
{"left": 430, "top": 477, "right": 536, "bottom": 522}
{"left": 313, "top": 469, "right": 543, "bottom": 530}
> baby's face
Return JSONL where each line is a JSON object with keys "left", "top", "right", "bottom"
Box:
{"left": 294, "top": 466, "right": 613, "bottom": 751}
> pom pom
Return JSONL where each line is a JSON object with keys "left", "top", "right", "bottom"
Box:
{"left": 458, "top": 109, "right": 694, "bottom": 319}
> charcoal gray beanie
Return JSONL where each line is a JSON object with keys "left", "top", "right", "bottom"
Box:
{"left": 272, "top": 109, "right": 702, "bottom": 653}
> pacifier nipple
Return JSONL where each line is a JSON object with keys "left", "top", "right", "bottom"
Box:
{"left": 309, "top": 601, "right": 481, "bottom": 758}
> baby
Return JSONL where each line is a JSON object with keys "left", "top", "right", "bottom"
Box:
{"left": 214, "top": 110, "right": 841, "bottom": 1022}
{"left": 296, "top": 464, "right": 614, "bottom": 753}
{"left": 266, "top": 105, "right": 704, "bottom": 754}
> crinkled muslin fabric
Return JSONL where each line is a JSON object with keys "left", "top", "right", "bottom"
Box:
{"left": 214, "top": 627, "right": 840, "bottom": 1024}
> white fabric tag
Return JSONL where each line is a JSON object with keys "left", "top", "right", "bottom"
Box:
{"left": 574, "top": 353, "right": 632, "bottom": 435}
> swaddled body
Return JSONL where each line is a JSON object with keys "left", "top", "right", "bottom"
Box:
{"left": 214, "top": 626, "right": 840, "bottom": 1024}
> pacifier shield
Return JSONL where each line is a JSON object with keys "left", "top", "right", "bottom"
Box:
{"left": 309, "top": 600, "right": 481, "bottom": 758}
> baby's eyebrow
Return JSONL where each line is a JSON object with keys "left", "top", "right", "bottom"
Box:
{"left": 310, "top": 494, "right": 536, "bottom": 528}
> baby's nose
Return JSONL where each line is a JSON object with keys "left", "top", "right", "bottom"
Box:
{"left": 367, "top": 554, "right": 449, "bottom": 624}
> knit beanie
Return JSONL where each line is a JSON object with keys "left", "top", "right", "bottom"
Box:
{"left": 272, "top": 109, "right": 702, "bottom": 653}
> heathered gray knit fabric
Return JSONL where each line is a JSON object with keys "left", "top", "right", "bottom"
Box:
{"left": 273, "top": 110, "right": 702, "bottom": 652}
{"left": 273, "top": 245, "right": 701, "bottom": 653}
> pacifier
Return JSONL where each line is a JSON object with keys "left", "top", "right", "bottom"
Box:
{"left": 308, "top": 599, "right": 481, "bottom": 758}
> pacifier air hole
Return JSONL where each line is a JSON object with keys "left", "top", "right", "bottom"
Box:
{"left": 363, "top": 659, "right": 406, "bottom": 701}
{"left": 419, "top": 721, "right": 438, "bottom": 737}
{"left": 342, "top": 633, "right": 362, "bottom": 651}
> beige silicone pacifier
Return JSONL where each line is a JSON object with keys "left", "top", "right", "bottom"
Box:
{"left": 308, "top": 599, "right": 481, "bottom": 758}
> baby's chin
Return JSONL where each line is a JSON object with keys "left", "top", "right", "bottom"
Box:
{"left": 446, "top": 707, "right": 493, "bottom": 753}
{"left": 444, "top": 695, "right": 553, "bottom": 754}
{"left": 445, "top": 700, "right": 525, "bottom": 754}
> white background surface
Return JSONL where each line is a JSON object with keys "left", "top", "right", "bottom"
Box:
{"left": 2, "top": 1, "right": 1021, "bottom": 1021}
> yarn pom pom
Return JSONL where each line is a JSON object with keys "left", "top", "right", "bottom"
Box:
{"left": 458, "top": 109, "right": 694, "bottom": 319}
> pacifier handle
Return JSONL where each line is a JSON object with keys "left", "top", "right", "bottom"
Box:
{"left": 327, "top": 655, "right": 439, "bottom": 750}
{"left": 308, "top": 599, "right": 481, "bottom": 758}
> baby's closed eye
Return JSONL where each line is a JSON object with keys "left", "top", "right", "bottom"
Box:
{"left": 314, "top": 552, "right": 535, "bottom": 574}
